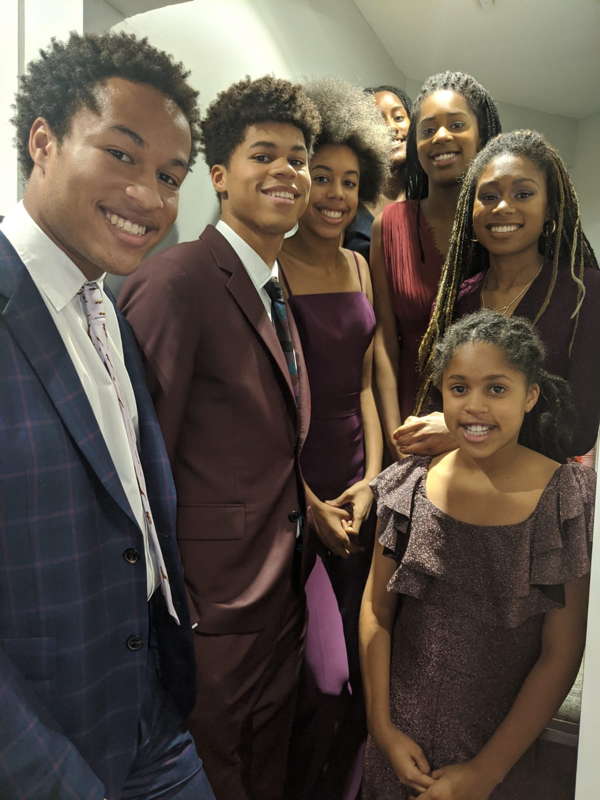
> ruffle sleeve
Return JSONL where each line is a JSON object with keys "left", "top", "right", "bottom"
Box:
{"left": 369, "top": 456, "right": 430, "bottom": 560}
{"left": 530, "top": 462, "right": 594, "bottom": 588}
{"left": 371, "top": 458, "right": 595, "bottom": 629}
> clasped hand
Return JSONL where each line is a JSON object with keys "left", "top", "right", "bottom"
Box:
{"left": 414, "top": 761, "right": 499, "bottom": 800}
{"left": 382, "top": 726, "right": 497, "bottom": 800}
{"left": 309, "top": 480, "right": 373, "bottom": 558}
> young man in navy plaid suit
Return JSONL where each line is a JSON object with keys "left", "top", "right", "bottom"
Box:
{"left": 0, "top": 32, "right": 214, "bottom": 800}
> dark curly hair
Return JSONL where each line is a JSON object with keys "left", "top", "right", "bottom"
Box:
{"left": 406, "top": 71, "right": 501, "bottom": 201}
{"left": 431, "top": 309, "right": 574, "bottom": 462}
{"left": 200, "top": 75, "right": 321, "bottom": 169}
{"left": 13, "top": 31, "right": 201, "bottom": 177}
{"left": 416, "top": 130, "right": 599, "bottom": 414}
{"left": 303, "top": 78, "right": 390, "bottom": 203}
{"left": 364, "top": 84, "right": 413, "bottom": 119}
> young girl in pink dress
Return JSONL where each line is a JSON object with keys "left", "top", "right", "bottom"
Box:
{"left": 360, "top": 309, "right": 593, "bottom": 800}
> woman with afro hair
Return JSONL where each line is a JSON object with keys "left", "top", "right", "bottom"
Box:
{"left": 279, "top": 77, "right": 389, "bottom": 800}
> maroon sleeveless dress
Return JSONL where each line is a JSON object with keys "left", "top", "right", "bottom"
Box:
{"left": 282, "top": 252, "right": 376, "bottom": 800}
{"left": 381, "top": 200, "right": 443, "bottom": 419}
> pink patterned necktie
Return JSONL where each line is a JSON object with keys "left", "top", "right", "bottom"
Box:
{"left": 80, "top": 281, "right": 180, "bottom": 624}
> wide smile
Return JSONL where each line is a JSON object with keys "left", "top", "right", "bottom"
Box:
{"left": 315, "top": 206, "right": 347, "bottom": 224}
{"left": 261, "top": 188, "right": 298, "bottom": 206}
{"left": 486, "top": 223, "right": 523, "bottom": 235}
{"left": 430, "top": 151, "right": 461, "bottom": 167}
{"left": 460, "top": 423, "right": 496, "bottom": 443}
{"left": 102, "top": 207, "right": 155, "bottom": 247}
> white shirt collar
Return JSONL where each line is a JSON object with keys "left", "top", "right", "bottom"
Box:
{"left": 215, "top": 219, "right": 277, "bottom": 289}
{"left": 0, "top": 201, "right": 106, "bottom": 311}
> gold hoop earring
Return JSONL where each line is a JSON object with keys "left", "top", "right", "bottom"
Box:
{"left": 544, "top": 219, "right": 557, "bottom": 236}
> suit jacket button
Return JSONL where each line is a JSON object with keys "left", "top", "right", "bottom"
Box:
{"left": 288, "top": 510, "right": 301, "bottom": 522}
{"left": 126, "top": 635, "right": 144, "bottom": 651}
{"left": 123, "top": 548, "right": 140, "bottom": 564}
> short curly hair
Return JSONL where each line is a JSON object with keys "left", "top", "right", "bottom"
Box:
{"left": 200, "top": 75, "right": 321, "bottom": 168}
{"left": 302, "top": 78, "right": 390, "bottom": 204}
{"left": 13, "top": 31, "right": 201, "bottom": 177}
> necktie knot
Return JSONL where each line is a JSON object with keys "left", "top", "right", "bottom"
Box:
{"left": 80, "top": 281, "right": 108, "bottom": 350}
{"left": 265, "top": 277, "right": 284, "bottom": 304}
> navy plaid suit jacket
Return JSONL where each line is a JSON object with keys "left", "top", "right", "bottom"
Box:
{"left": 0, "top": 231, "right": 195, "bottom": 799}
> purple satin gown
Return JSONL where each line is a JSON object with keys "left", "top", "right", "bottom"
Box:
{"left": 282, "top": 253, "right": 376, "bottom": 800}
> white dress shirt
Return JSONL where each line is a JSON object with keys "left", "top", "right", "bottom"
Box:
{"left": 215, "top": 219, "right": 278, "bottom": 320}
{"left": 1, "top": 202, "right": 158, "bottom": 597}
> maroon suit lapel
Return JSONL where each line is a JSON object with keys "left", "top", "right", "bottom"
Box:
{"left": 203, "top": 226, "right": 310, "bottom": 438}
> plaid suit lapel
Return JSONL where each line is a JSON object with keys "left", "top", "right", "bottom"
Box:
{"left": 113, "top": 301, "right": 177, "bottom": 536}
{"left": 0, "top": 241, "right": 137, "bottom": 527}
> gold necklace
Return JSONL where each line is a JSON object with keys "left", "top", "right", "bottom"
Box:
{"left": 482, "top": 263, "right": 543, "bottom": 316}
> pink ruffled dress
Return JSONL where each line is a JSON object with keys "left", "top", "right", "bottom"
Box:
{"left": 362, "top": 455, "right": 594, "bottom": 800}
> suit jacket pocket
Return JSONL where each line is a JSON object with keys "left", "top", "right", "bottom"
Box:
{"left": 1, "top": 636, "right": 56, "bottom": 683}
{"left": 177, "top": 503, "right": 245, "bottom": 541}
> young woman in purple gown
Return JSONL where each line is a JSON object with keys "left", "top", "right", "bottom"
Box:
{"left": 397, "top": 130, "right": 600, "bottom": 460}
{"left": 361, "top": 310, "right": 593, "bottom": 800}
{"left": 279, "top": 78, "right": 389, "bottom": 800}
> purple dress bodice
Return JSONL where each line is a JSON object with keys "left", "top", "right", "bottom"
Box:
{"left": 288, "top": 290, "right": 375, "bottom": 500}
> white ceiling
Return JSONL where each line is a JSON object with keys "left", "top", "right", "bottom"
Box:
{"left": 353, "top": 0, "right": 600, "bottom": 119}
{"left": 107, "top": 0, "right": 191, "bottom": 16}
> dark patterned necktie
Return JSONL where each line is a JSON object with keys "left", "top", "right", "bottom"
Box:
{"left": 265, "top": 277, "right": 299, "bottom": 403}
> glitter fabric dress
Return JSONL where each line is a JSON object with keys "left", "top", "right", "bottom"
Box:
{"left": 362, "top": 455, "right": 594, "bottom": 800}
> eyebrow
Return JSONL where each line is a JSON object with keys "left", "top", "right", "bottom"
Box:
{"left": 447, "top": 373, "right": 512, "bottom": 380}
{"left": 311, "top": 164, "right": 359, "bottom": 176}
{"left": 420, "top": 111, "right": 468, "bottom": 123}
{"left": 109, "top": 124, "right": 189, "bottom": 170}
{"left": 479, "top": 177, "right": 540, "bottom": 188}
{"left": 248, "top": 140, "right": 307, "bottom": 154}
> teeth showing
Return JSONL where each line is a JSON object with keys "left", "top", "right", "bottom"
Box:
{"left": 106, "top": 212, "right": 147, "bottom": 237}
{"left": 432, "top": 152, "right": 458, "bottom": 162}
{"left": 464, "top": 424, "right": 493, "bottom": 433}
{"left": 320, "top": 209, "right": 343, "bottom": 219}
{"left": 489, "top": 224, "right": 520, "bottom": 233}
{"left": 267, "top": 191, "right": 294, "bottom": 201}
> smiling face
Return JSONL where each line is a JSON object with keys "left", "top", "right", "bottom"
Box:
{"left": 416, "top": 89, "right": 480, "bottom": 187}
{"left": 441, "top": 340, "right": 539, "bottom": 463}
{"left": 299, "top": 143, "right": 360, "bottom": 241}
{"left": 211, "top": 122, "right": 311, "bottom": 247}
{"left": 25, "top": 77, "right": 192, "bottom": 281}
{"left": 374, "top": 90, "right": 410, "bottom": 167}
{"left": 472, "top": 153, "right": 548, "bottom": 262}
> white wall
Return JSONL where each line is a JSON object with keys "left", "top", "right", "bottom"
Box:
{"left": 573, "top": 112, "right": 600, "bottom": 258}
{"left": 0, "top": 0, "right": 20, "bottom": 216}
{"left": 84, "top": 0, "right": 125, "bottom": 34}
{"left": 113, "top": 0, "right": 407, "bottom": 245}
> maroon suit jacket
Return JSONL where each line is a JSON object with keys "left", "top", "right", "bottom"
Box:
{"left": 119, "top": 225, "right": 311, "bottom": 635}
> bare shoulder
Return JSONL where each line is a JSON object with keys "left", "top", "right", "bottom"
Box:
{"left": 342, "top": 248, "right": 372, "bottom": 296}
{"left": 519, "top": 446, "right": 561, "bottom": 487}
{"left": 371, "top": 211, "right": 383, "bottom": 235}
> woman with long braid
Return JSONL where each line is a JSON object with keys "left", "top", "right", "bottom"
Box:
{"left": 397, "top": 129, "right": 600, "bottom": 459}
{"left": 371, "top": 72, "right": 501, "bottom": 445}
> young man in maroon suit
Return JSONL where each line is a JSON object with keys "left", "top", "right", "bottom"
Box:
{"left": 119, "top": 77, "right": 326, "bottom": 800}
